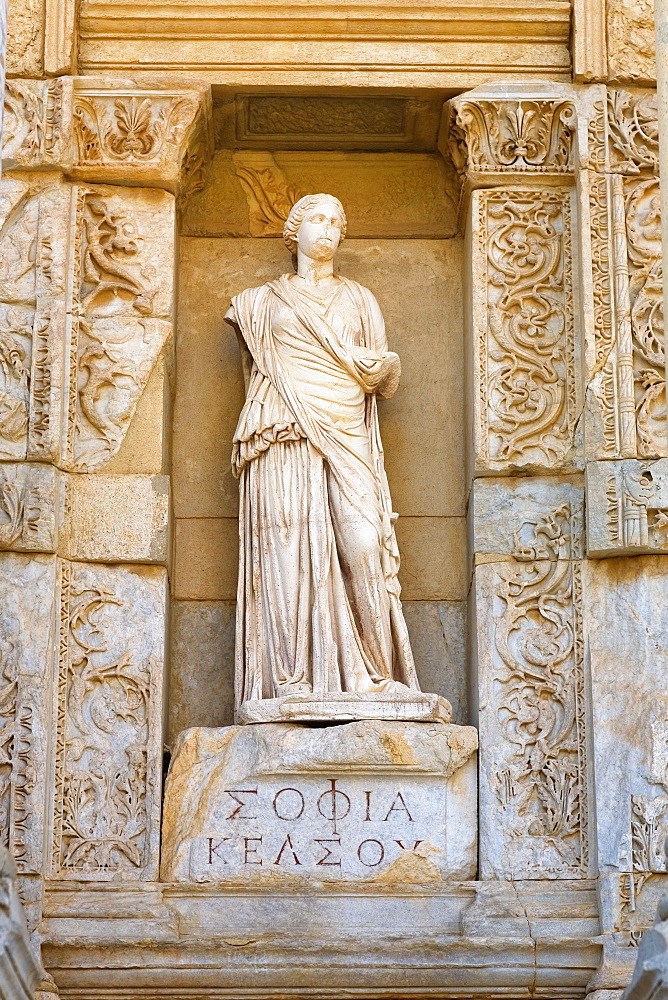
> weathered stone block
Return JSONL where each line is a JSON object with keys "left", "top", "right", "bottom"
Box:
{"left": 161, "top": 722, "right": 478, "bottom": 883}
{"left": 60, "top": 473, "right": 169, "bottom": 563}
{"left": 587, "top": 460, "right": 668, "bottom": 556}
{"left": 0, "top": 464, "right": 58, "bottom": 553}
{"left": 470, "top": 475, "right": 584, "bottom": 560}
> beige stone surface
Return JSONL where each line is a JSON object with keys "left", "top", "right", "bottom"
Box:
{"left": 60, "top": 474, "right": 169, "bottom": 563}
{"left": 103, "top": 356, "right": 170, "bottom": 476}
{"left": 395, "top": 516, "right": 467, "bottom": 601}
{"left": 175, "top": 236, "right": 465, "bottom": 521}
{"left": 168, "top": 600, "right": 236, "bottom": 744}
{"left": 183, "top": 150, "right": 458, "bottom": 239}
{"left": 402, "top": 601, "right": 468, "bottom": 725}
{"left": 161, "top": 721, "right": 478, "bottom": 883}
{"left": 173, "top": 517, "right": 238, "bottom": 600}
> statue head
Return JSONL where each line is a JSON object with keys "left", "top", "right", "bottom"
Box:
{"left": 283, "top": 194, "right": 347, "bottom": 263}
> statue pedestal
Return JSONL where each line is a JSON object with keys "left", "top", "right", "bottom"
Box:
{"left": 161, "top": 721, "right": 478, "bottom": 884}
{"left": 237, "top": 690, "right": 453, "bottom": 724}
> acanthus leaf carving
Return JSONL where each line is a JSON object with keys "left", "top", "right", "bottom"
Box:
{"left": 2, "top": 79, "right": 64, "bottom": 170}
{"left": 232, "top": 152, "right": 305, "bottom": 237}
{"left": 477, "top": 189, "right": 576, "bottom": 471}
{"left": 490, "top": 508, "right": 587, "bottom": 878}
{"left": 608, "top": 89, "right": 659, "bottom": 175}
{"left": 449, "top": 98, "right": 576, "bottom": 178}
{"left": 52, "top": 562, "right": 163, "bottom": 880}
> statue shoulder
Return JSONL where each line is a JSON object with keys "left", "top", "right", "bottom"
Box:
{"left": 227, "top": 280, "right": 279, "bottom": 326}
{"left": 341, "top": 278, "right": 383, "bottom": 323}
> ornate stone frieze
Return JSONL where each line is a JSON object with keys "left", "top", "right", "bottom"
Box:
{"left": 2, "top": 79, "right": 67, "bottom": 171}
{"left": 0, "top": 464, "right": 57, "bottom": 553}
{"left": 449, "top": 96, "right": 576, "bottom": 181}
{"left": 61, "top": 184, "right": 173, "bottom": 472}
{"left": 471, "top": 187, "right": 578, "bottom": 473}
{"left": 587, "top": 460, "right": 668, "bottom": 556}
{"left": 50, "top": 561, "right": 165, "bottom": 881}
{"left": 231, "top": 151, "right": 304, "bottom": 237}
{"left": 71, "top": 82, "right": 212, "bottom": 193}
{"left": 476, "top": 506, "right": 587, "bottom": 879}
{"left": 607, "top": 90, "right": 659, "bottom": 176}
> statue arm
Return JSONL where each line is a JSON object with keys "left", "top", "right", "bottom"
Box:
{"left": 225, "top": 302, "right": 253, "bottom": 393}
{"left": 361, "top": 286, "right": 400, "bottom": 398}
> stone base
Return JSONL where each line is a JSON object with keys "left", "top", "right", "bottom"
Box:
{"left": 237, "top": 690, "right": 453, "bottom": 724}
{"left": 161, "top": 720, "right": 478, "bottom": 883}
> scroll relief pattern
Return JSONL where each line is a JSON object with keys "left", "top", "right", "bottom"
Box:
{"left": 63, "top": 187, "right": 171, "bottom": 472}
{"left": 492, "top": 506, "right": 587, "bottom": 878}
{"left": 0, "top": 623, "right": 36, "bottom": 873}
{"left": 589, "top": 90, "right": 665, "bottom": 460}
{"left": 2, "top": 80, "right": 64, "bottom": 170}
{"left": 51, "top": 563, "right": 163, "bottom": 879}
{"left": 477, "top": 189, "right": 576, "bottom": 470}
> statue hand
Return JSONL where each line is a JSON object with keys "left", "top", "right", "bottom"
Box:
{"left": 376, "top": 351, "right": 401, "bottom": 398}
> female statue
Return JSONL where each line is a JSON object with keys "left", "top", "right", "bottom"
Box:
{"left": 226, "top": 193, "right": 439, "bottom": 723}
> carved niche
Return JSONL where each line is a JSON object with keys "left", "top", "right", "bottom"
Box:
{"left": 50, "top": 561, "right": 165, "bottom": 880}
{"left": 477, "top": 506, "right": 588, "bottom": 879}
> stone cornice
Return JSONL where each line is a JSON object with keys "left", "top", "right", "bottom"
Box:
{"left": 77, "top": 0, "right": 571, "bottom": 85}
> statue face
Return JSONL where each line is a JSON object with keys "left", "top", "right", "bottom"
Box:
{"left": 296, "top": 201, "right": 344, "bottom": 261}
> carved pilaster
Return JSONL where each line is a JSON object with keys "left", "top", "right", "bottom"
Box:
{"left": 470, "top": 487, "right": 589, "bottom": 879}
{"left": 449, "top": 86, "right": 580, "bottom": 477}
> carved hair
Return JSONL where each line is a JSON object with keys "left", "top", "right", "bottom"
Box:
{"left": 283, "top": 193, "right": 347, "bottom": 255}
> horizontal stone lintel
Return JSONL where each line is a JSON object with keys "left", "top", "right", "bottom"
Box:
{"left": 41, "top": 879, "right": 601, "bottom": 997}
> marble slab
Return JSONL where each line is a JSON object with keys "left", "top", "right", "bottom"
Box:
{"left": 238, "top": 691, "right": 453, "bottom": 725}
{"left": 161, "top": 721, "right": 478, "bottom": 884}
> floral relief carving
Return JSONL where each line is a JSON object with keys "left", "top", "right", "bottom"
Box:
{"left": 232, "top": 152, "right": 304, "bottom": 237}
{"left": 492, "top": 508, "right": 587, "bottom": 877}
{"left": 608, "top": 90, "right": 659, "bottom": 175}
{"left": 63, "top": 189, "right": 170, "bottom": 472}
{"left": 450, "top": 99, "right": 576, "bottom": 177}
{"left": 479, "top": 189, "right": 576, "bottom": 470}
{"left": 0, "top": 634, "right": 35, "bottom": 872}
{"left": 52, "top": 563, "right": 162, "bottom": 879}
{"left": 0, "top": 466, "right": 55, "bottom": 553}
{"left": 2, "top": 80, "right": 63, "bottom": 169}
{"left": 625, "top": 177, "right": 666, "bottom": 458}
{"left": 73, "top": 94, "right": 199, "bottom": 166}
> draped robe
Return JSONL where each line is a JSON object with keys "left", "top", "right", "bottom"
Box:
{"left": 230, "top": 273, "right": 420, "bottom": 707}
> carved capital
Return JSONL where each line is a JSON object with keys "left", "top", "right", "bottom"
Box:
{"left": 3, "top": 78, "right": 214, "bottom": 195}
{"left": 70, "top": 79, "right": 213, "bottom": 194}
{"left": 449, "top": 91, "right": 576, "bottom": 185}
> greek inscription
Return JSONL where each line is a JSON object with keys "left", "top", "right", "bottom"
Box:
{"left": 358, "top": 839, "right": 385, "bottom": 867}
{"left": 273, "top": 835, "right": 301, "bottom": 866}
{"left": 243, "top": 836, "right": 263, "bottom": 864}
{"left": 273, "top": 787, "right": 305, "bottom": 821}
{"left": 395, "top": 840, "right": 423, "bottom": 851}
{"left": 383, "top": 792, "right": 413, "bottom": 822}
{"left": 315, "top": 837, "right": 342, "bottom": 867}
{"left": 317, "top": 779, "right": 351, "bottom": 834}
{"left": 207, "top": 837, "right": 229, "bottom": 864}
{"left": 224, "top": 788, "right": 258, "bottom": 820}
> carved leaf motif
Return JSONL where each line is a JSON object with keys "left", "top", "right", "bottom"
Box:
{"left": 482, "top": 191, "right": 575, "bottom": 467}
{"left": 608, "top": 90, "right": 659, "bottom": 175}
{"left": 232, "top": 153, "right": 304, "bottom": 236}
{"left": 55, "top": 572, "right": 152, "bottom": 876}
{"left": 73, "top": 95, "right": 199, "bottom": 166}
{"left": 450, "top": 100, "right": 575, "bottom": 175}
{"left": 493, "top": 512, "right": 586, "bottom": 876}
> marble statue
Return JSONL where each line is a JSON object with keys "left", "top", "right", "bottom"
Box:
{"left": 225, "top": 193, "right": 451, "bottom": 723}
